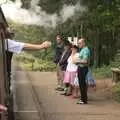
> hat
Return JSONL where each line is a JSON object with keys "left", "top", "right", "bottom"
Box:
{"left": 67, "top": 37, "right": 78, "bottom": 46}
{"left": 64, "top": 40, "right": 72, "bottom": 47}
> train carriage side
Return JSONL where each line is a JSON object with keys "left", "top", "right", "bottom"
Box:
{"left": 0, "top": 7, "right": 14, "bottom": 120}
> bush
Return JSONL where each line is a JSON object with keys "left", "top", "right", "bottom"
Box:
{"left": 113, "top": 83, "right": 120, "bottom": 102}
{"left": 15, "top": 52, "right": 56, "bottom": 71}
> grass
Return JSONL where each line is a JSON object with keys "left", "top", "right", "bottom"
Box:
{"left": 93, "top": 65, "right": 112, "bottom": 78}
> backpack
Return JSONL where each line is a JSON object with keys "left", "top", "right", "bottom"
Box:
{"left": 88, "top": 47, "right": 94, "bottom": 67}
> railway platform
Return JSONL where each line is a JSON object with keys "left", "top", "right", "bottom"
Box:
{"left": 13, "top": 70, "right": 120, "bottom": 120}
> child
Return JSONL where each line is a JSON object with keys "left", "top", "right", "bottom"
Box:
{"left": 62, "top": 45, "right": 79, "bottom": 96}
{"left": 73, "top": 73, "right": 80, "bottom": 98}
{"left": 86, "top": 68, "right": 96, "bottom": 91}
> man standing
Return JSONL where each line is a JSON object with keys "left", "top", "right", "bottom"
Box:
{"left": 77, "top": 38, "right": 90, "bottom": 104}
{"left": 54, "top": 35, "right": 64, "bottom": 91}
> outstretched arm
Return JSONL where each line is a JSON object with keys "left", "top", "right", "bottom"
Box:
{"left": 6, "top": 39, "right": 51, "bottom": 53}
{"left": 23, "top": 41, "right": 51, "bottom": 50}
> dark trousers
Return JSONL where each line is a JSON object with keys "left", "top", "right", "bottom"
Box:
{"left": 78, "top": 66, "right": 88, "bottom": 103}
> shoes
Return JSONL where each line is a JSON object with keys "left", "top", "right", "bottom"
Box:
{"left": 60, "top": 92, "right": 67, "bottom": 95}
{"left": 65, "top": 93, "right": 72, "bottom": 96}
{"left": 55, "top": 87, "right": 64, "bottom": 91}
{"left": 77, "top": 100, "right": 88, "bottom": 104}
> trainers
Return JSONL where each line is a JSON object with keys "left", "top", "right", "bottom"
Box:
{"left": 60, "top": 92, "right": 67, "bottom": 95}
{"left": 65, "top": 93, "right": 72, "bottom": 96}
{"left": 77, "top": 100, "right": 87, "bottom": 104}
{"left": 55, "top": 87, "right": 64, "bottom": 91}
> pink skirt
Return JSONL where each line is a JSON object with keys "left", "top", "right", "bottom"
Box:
{"left": 63, "top": 71, "right": 77, "bottom": 85}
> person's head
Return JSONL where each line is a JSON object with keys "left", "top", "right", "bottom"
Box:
{"left": 5, "top": 27, "right": 15, "bottom": 39}
{"left": 64, "top": 40, "right": 72, "bottom": 50}
{"left": 71, "top": 45, "right": 79, "bottom": 54}
{"left": 0, "top": 23, "right": 15, "bottom": 39}
{"left": 56, "top": 35, "right": 62, "bottom": 43}
{"left": 78, "top": 38, "right": 86, "bottom": 48}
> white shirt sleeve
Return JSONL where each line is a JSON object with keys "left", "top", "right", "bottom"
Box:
{"left": 5, "top": 39, "right": 25, "bottom": 54}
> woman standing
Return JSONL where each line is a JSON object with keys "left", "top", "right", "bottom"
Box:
{"left": 63, "top": 45, "right": 79, "bottom": 96}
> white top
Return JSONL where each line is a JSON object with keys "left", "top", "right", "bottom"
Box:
{"left": 66, "top": 53, "right": 79, "bottom": 72}
{"left": 5, "top": 39, "right": 25, "bottom": 54}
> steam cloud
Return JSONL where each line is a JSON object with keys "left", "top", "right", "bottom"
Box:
{"left": 1, "top": 0, "right": 86, "bottom": 28}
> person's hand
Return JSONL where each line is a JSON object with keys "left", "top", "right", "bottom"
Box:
{"left": 42, "top": 41, "right": 51, "bottom": 48}
{"left": 0, "top": 104, "right": 7, "bottom": 112}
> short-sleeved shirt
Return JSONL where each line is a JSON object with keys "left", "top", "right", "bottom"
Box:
{"left": 79, "top": 47, "right": 90, "bottom": 67}
{"left": 5, "top": 39, "right": 25, "bottom": 54}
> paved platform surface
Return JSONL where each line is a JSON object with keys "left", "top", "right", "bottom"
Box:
{"left": 13, "top": 71, "right": 120, "bottom": 120}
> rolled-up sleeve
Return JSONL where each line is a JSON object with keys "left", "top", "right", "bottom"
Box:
{"left": 6, "top": 39, "right": 25, "bottom": 54}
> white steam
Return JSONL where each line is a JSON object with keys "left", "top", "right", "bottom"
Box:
{"left": 1, "top": 0, "right": 86, "bottom": 28}
{"left": 60, "top": 4, "right": 86, "bottom": 23}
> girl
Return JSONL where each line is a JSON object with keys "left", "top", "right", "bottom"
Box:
{"left": 73, "top": 73, "right": 80, "bottom": 98}
{"left": 86, "top": 68, "right": 96, "bottom": 91}
{"left": 62, "top": 45, "right": 79, "bottom": 96}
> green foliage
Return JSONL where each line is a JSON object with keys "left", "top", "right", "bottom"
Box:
{"left": 110, "top": 50, "right": 120, "bottom": 68}
{"left": 9, "top": 21, "right": 56, "bottom": 71}
{"left": 9, "top": 21, "right": 47, "bottom": 42}
{"left": 9, "top": 0, "right": 120, "bottom": 68}
{"left": 9, "top": 0, "right": 120, "bottom": 72}
{"left": 17, "top": 0, "right": 80, "bottom": 13}
{"left": 9, "top": 21, "right": 55, "bottom": 61}
{"left": 93, "top": 65, "right": 112, "bottom": 78}
{"left": 113, "top": 83, "right": 120, "bottom": 102}
{"left": 15, "top": 52, "right": 56, "bottom": 71}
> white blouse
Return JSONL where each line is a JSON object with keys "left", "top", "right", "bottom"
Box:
{"left": 66, "top": 53, "right": 79, "bottom": 72}
{"left": 5, "top": 39, "right": 25, "bottom": 54}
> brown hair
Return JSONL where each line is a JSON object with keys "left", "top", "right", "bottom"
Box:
{"left": 0, "top": 23, "right": 14, "bottom": 39}
{"left": 72, "top": 45, "right": 79, "bottom": 52}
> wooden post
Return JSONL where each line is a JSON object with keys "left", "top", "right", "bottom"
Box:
{"left": 31, "top": 59, "right": 34, "bottom": 71}
{"left": 80, "top": 23, "right": 83, "bottom": 38}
